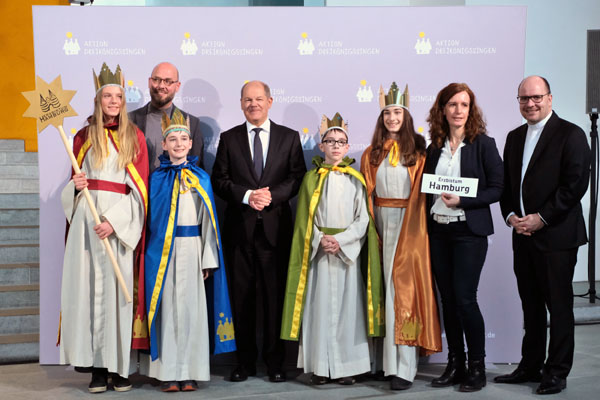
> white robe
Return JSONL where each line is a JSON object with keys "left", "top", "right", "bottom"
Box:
{"left": 374, "top": 158, "right": 419, "bottom": 381}
{"left": 59, "top": 140, "right": 145, "bottom": 378}
{"left": 297, "top": 171, "right": 371, "bottom": 379}
{"left": 140, "top": 188, "right": 219, "bottom": 381}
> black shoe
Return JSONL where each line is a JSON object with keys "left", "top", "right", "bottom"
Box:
{"left": 110, "top": 373, "right": 132, "bottom": 392}
{"left": 88, "top": 368, "right": 108, "bottom": 393}
{"left": 459, "top": 359, "right": 486, "bottom": 392}
{"left": 536, "top": 376, "right": 566, "bottom": 395}
{"left": 310, "top": 374, "right": 329, "bottom": 385}
{"left": 390, "top": 376, "right": 412, "bottom": 390}
{"left": 229, "top": 366, "right": 256, "bottom": 382}
{"left": 431, "top": 352, "right": 466, "bottom": 387}
{"left": 268, "top": 370, "right": 286, "bottom": 383}
{"left": 494, "top": 367, "right": 543, "bottom": 384}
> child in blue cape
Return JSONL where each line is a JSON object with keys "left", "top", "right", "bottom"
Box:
{"left": 141, "top": 109, "right": 235, "bottom": 392}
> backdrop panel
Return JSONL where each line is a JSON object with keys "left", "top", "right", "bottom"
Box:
{"left": 33, "top": 5, "right": 526, "bottom": 364}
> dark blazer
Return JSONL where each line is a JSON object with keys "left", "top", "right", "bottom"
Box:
{"left": 425, "top": 134, "right": 504, "bottom": 237}
{"left": 129, "top": 102, "right": 204, "bottom": 169}
{"left": 211, "top": 120, "right": 306, "bottom": 247}
{"left": 500, "top": 111, "right": 590, "bottom": 252}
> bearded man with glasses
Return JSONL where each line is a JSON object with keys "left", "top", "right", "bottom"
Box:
{"left": 498, "top": 75, "right": 591, "bottom": 395}
{"left": 130, "top": 62, "right": 205, "bottom": 172}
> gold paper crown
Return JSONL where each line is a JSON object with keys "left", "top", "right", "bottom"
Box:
{"left": 319, "top": 112, "right": 348, "bottom": 138}
{"left": 161, "top": 109, "right": 191, "bottom": 138}
{"left": 379, "top": 82, "right": 409, "bottom": 110}
{"left": 93, "top": 63, "right": 125, "bottom": 93}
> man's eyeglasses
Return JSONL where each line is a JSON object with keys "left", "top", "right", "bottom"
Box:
{"left": 322, "top": 139, "right": 348, "bottom": 147}
{"left": 517, "top": 93, "right": 550, "bottom": 104}
{"left": 149, "top": 77, "right": 178, "bottom": 87}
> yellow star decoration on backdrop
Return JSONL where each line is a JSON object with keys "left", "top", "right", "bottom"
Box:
{"left": 22, "top": 75, "right": 77, "bottom": 133}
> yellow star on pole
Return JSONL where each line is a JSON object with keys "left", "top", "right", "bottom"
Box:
{"left": 22, "top": 75, "right": 77, "bottom": 133}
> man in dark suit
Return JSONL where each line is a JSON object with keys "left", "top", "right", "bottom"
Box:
{"left": 498, "top": 76, "right": 590, "bottom": 395}
{"left": 129, "top": 62, "right": 204, "bottom": 172}
{"left": 211, "top": 80, "right": 306, "bottom": 383}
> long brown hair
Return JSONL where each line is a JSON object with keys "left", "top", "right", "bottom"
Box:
{"left": 368, "top": 107, "right": 426, "bottom": 167}
{"left": 88, "top": 86, "right": 139, "bottom": 170}
{"left": 426, "top": 82, "right": 486, "bottom": 149}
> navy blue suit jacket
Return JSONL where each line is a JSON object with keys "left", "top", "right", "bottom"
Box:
{"left": 425, "top": 134, "right": 504, "bottom": 237}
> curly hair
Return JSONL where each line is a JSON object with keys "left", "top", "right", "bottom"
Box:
{"left": 368, "top": 107, "right": 426, "bottom": 167}
{"left": 426, "top": 82, "right": 486, "bottom": 149}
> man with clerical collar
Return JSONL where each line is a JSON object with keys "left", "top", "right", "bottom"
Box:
{"left": 129, "top": 62, "right": 204, "bottom": 172}
{"left": 499, "top": 75, "right": 591, "bottom": 395}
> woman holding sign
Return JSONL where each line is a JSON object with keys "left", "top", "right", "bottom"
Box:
{"left": 59, "top": 63, "right": 148, "bottom": 393}
{"left": 361, "top": 82, "right": 442, "bottom": 391}
{"left": 425, "top": 83, "right": 503, "bottom": 392}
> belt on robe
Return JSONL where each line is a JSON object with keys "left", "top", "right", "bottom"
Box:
{"left": 374, "top": 196, "right": 408, "bottom": 208}
{"left": 317, "top": 226, "right": 346, "bottom": 235}
{"left": 87, "top": 179, "right": 130, "bottom": 194}
{"left": 175, "top": 225, "right": 201, "bottom": 237}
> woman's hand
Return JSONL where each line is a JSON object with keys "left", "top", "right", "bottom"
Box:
{"left": 93, "top": 220, "right": 114, "bottom": 240}
{"left": 73, "top": 172, "right": 88, "bottom": 191}
{"left": 441, "top": 192, "right": 460, "bottom": 208}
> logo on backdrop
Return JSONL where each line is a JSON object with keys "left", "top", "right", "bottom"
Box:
{"left": 300, "top": 127, "right": 317, "bottom": 150}
{"left": 125, "top": 80, "right": 143, "bottom": 104}
{"left": 298, "top": 32, "right": 315, "bottom": 55}
{"left": 414, "top": 31, "right": 497, "bottom": 56}
{"left": 181, "top": 32, "right": 198, "bottom": 56}
{"left": 63, "top": 32, "right": 80, "bottom": 56}
{"left": 356, "top": 80, "right": 374, "bottom": 103}
{"left": 415, "top": 32, "right": 432, "bottom": 55}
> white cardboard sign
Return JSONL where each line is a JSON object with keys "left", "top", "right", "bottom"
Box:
{"left": 421, "top": 173, "right": 478, "bottom": 198}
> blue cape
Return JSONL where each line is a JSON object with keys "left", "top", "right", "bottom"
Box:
{"left": 145, "top": 154, "right": 236, "bottom": 360}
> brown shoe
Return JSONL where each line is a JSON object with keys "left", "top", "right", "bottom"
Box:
{"left": 179, "top": 380, "right": 198, "bottom": 391}
{"left": 160, "top": 381, "right": 180, "bottom": 392}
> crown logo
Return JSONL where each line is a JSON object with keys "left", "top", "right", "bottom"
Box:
{"left": 125, "top": 80, "right": 142, "bottom": 104}
{"left": 379, "top": 82, "right": 409, "bottom": 110}
{"left": 63, "top": 32, "right": 80, "bottom": 56}
{"left": 356, "top": 80, "right": 374, "bottom": 103}
{"left": 297, "top": 32, "right": 315, "bottom": 56}
{"left": 133, "top": 315, "right": 148, "bottom": 339}
{"left": 415, "top": 32, "right": 432, "bottom": 55}
{"left": 93, "top": 63, "right": 124, "bottom": 93}
{"left": 319, "top": 112, "right": 348, "bottom": 137}
{"left": 161, "top": 109, "right": 191, "bottom": 138}
{"left": 216, "top": 313, "right": 235, "bottom": 342}
{"left": 181, "top": 32, "right": 198, "bottom": 56}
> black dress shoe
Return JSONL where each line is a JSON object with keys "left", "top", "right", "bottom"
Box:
{"left": 230, "top": 366, "right": 256, "bottom": 382}
{"left": 268, "top": 371, "right": 286, "bottom": 383}
{"left": 494, "top": 368, "right": 542, "bottom": 384}
{"left": 111, "top": 373, "right": 132, "bottom": 392}
{"left": 390, "top": 376, "right": 412, "bottom": 390}
{"left": 536, "top": 376, "right": 566, "bottom": 395}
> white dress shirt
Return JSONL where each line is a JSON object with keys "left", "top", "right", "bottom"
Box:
{"left": 431, "top": 138, "right": 466, "bottom": 217}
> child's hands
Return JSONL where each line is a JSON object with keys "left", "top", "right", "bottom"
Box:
{"left": 320, "top": 234, "right": 340, "bottom": 255}
{"left": 94, "top": 220, "right": 114, "bottom": 240}
{"left": 73, "top": 172, "right": 88, "bottom": 191}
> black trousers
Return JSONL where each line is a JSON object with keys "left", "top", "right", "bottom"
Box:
{"left": 513, "top": 238, "right": 577, "bottom": 379}
{"left": 429, "top": 221, "right": 488, "bottom": 360}
{"left": 226, "top": 220, "right": 288, "bottom": 373}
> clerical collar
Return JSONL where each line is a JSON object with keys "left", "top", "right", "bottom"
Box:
{"left": 527, "top": 110, "right": 553, "bottom": 130}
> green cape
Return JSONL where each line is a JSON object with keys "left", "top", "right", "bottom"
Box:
{"left": 280, "top": 156, "right": 384, "bottom": 341}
